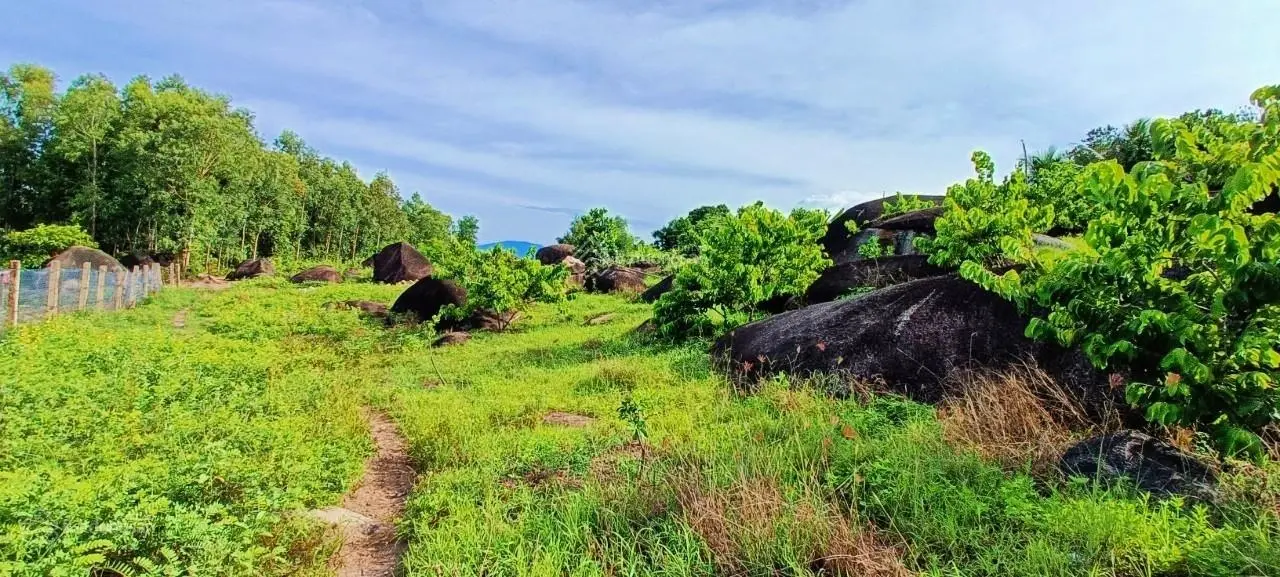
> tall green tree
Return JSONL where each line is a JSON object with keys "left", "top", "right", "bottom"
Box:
{"left": 652, "top": 204, "right": 730, "bottom": 256}
{"left": 558, "top": 207, "right": 635, "bottom": 271}
{"left": 0, "top": 64, "right": 58, "bottom": 229}
{"left": 47, "top": 74, "right": 121, "bottom": 236}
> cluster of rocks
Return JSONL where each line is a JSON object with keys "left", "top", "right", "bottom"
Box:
{"left": 535, "top": 244, "right": 654, "bottom": 294}
{"left": 708, "top": 196, "right": 1216, "bottom": 499}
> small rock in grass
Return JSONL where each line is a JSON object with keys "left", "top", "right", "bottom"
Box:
{"left": 433, "top": 331, "right": 471, "bottom": 347}
{"left": 1058, "top": 430, "right": 1217, "bottom": 499}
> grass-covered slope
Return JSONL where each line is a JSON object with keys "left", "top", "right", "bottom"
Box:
{"left": 2, "top": 281, "right": 1278, "bottom": 575}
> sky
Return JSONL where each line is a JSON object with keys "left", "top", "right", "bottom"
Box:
{"left": 4, "top": 1, "right": 1278, "bottom": 244}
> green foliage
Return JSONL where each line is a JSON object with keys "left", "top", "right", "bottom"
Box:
{"left": 916, "top": 151, "right": 1054, "bottom": 270}
{"left": 1, "top": 223, "right": 97, "bottom": 267}
{"left": 973, "top": 86, "right": 1280, "bottom": 455}
{"left": 881, "top": 192, "right": 935, "bottom": 218}
{"left": 652, "top": 204, "right": 731, "bottom": 257}
{"left": 857, "top": 237, "right": 888, "bottom": 259}
{"left": 440, "top": 247, "right": 568, "bottom": 329}
{"left": 5, "top": 278, "right": 1279, "bottom": 575}
{"left": 558, "top": 207, "right": 636, "bottom": 273}
{"left": 1025, "top": 159, "right": 1091, "bottom": 233}
{"left": 654, "top": 202, "right": 830, "bottom": 339}
{"left": 0, "top": 63, "right": 455, "bottom": 272}
{"left": 0, "top": 285, "right": 385, "bottom": 575}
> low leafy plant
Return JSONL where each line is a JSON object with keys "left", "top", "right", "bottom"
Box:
{"left": 1, "top": 223, "right": 97, "bottom": 267}
{"left": 654, "top": 202, "right": 829, "bottom": 339}
{"left": 857, "top": 237, "right": 889, "bottom": 259}
{"left": 916, "top": 151, "right": 1054, "bottom": 271}
{"left": 881, "top": 192, "right": 935, "bottom": 218}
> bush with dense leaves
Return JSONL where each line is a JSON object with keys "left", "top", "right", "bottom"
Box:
{"left": 654, "top": 202, "right": 829, "bottom": 339}
{"left": 1, "top": 223, "right": 98, "bottom": 267}
{"left": 916, "top": 151, "right": 1054, "bottom": 271}
{"left": 970, "top": 85, "right": 1280, "bottom": 456}
{"left": 440, "top": 247, "right": 567, "bottom": 328}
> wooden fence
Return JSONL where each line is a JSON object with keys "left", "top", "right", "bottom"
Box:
{"left": 0, "top": 260, "right": 180, "bottom": 332}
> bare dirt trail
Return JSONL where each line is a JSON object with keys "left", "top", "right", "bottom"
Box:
{"left": 311, "top": 411, "right": 416, "bottom": 577}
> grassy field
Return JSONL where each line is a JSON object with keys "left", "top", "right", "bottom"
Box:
{"left": 2, "top": 280, "right": 1279, "bottom": 575}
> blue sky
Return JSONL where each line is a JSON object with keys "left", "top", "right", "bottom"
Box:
{"left": 5, "top": 0, "right": 1278, "bottom": 244}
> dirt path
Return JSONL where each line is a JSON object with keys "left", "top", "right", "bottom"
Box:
{"left": 171, "top": 309, "right": 188, "bottom": 328}
{"left": 311, "top": 411, "right": 416, "bottom": 576}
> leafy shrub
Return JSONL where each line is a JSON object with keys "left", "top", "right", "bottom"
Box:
{"left": 557, "top": 207, "right": 636, "bottom": 273}
{"left": 654, "top": 202, "right": 829, "bottom": 339}
{"left": 1025, "top": 160, "right": 1091, "bottom": 233}
{"left": 881, "top": 192, "right": 935, "bottom": 219}
{"left": 441, "top": 247, "right": 567, "bottom": 329}
{"left": 971, "top": 85, "right": 1280, "bottom": 455}
{"left": 916, "top": 151, "right": 1054, "bottom": 270}
{"left": 1, "top": 223, "right": 97, "bottom": 267}
{"left": 857, "top": 237, "right": 888, "bottom": 259}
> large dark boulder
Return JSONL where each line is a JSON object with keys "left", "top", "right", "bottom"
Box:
{"left": 640, "top": 275, "right": 675, "bottom": 303}
{"left": 45, "top": 246, "right": 125, "bottom": 273}
{"left": 536, "top": 244, "right": 576, "bottom": 265}
{"left": 821, "top": 195, "right": 945, "bottom": 260}
{"left": 119, "top": 253, "right": 154, "bottom": 269}
{"left": 1059, "top": 431, "right": 1216, "bottom": 499}
{"left": 390, "top": 277, "right": 466, "bottom": 324}
{"left": 226, "top": 258, "right": 275, "bottom": 280}
{"left": 369, "top": 242, "right": 433, "bottom": 284}
{"left": 713, "top": 274, "right": 1109, "bottom": 413}
{"left": 805, "top": 255, "right": 948, "bottom": 304}
{"left": 290, "top": 265, "right": 342, "bottom": 284}
{"left": 587, "top": 266, "right": 647, "bottom": 294}
{"left": 871, "top": 207, "right": 945, "bottom": 233}
{"left": 757, "top": 293, "right": 803, "bottom": 314}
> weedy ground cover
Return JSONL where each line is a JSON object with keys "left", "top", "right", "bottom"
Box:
{"left": 2, "top": 281, "right": 1279, "bottom": 576}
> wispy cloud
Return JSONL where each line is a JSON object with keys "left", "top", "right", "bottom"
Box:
{"left": 6, "top": 0, "right": 1278, "bottom": 242}
{"left": 518, "top": 205, "right": 581, "bottom": 217}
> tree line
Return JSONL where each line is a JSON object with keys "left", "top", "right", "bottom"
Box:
{"left": 0, "top": 63, "right": 465, "bottom": 269}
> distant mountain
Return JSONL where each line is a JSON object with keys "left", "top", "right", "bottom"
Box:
{"left": 478, "top": 240, "right": 541, "bottom": 256}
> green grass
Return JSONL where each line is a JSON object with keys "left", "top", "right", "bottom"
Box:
{"left": 2, "top": 280, "right": 1278, "bottom": 575}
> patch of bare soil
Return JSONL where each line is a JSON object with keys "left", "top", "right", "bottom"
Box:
{"left": 171, "top": 309, "right": 189, "bottom": 328}
{"left": 185, "top": 274, "right": 231, "bottom": 290}
{"left": 311, "top": 411, "right": 416, "bottom": 577}
{"left": 542, "top": 411, "right": 596, "bottom": 427}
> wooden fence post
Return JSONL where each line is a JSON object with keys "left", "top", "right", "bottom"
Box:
{"left": 78, "top": 262, "right": 92, "bottom": 310}
{"left": 128, "top": 266, "right": 139, "bottom": 307}
{"left": 114, "top": 270, "right": 125, "bottom": 310}
{"left": 46, "top": 260, "right": 61, "bottom": 319}
{"left": 6, "top": 260, "right": 18, "bottom": 328}
{"left": 95, "top": 265, "right": 107, "bottom": 311}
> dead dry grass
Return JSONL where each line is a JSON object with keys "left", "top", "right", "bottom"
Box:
{"left": 938, "top": 363, "right": 1115, "bottom": 473}
{"left": 672, "top": 468, "right": 911, "bottom": 576}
